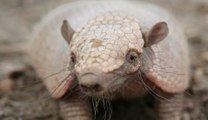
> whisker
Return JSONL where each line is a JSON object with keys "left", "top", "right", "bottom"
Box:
{"left": 102, "top": 98, "right": 112, "bottom": 120}
{"left": 51, "top": 75, "right": 70, "bottom": 97}
{"left": 141, "top": 79, "right": 172, "bottom": 102}
{"left": 153, "top": 69, "right": 187, "bottom": 76}
{"left": 63, "top": 81, "right": 81, "bottom": 99}
{"left": 91, "top": 97, "right": 100, "bottom": 120}
{"left": 136, "top": 71, "right": 173, "bottom": 102}
{"left": 184, "top": 90, "right": 193, "bottom": 97}
{"left": 42, "top": 68, "right": 69, "bottom": 80}
{"left": 135, "top": 78, "right": 156, "bottom": 99}
{"left": 140, "top": 48, "right": 190, "bottom": 102}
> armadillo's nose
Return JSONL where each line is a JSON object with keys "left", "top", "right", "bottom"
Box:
{"left": 79, "top": 72, "right": 103, "bottom": 93}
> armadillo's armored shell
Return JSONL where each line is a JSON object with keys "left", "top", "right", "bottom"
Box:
{"left": 140, "top": 4, "right": 190, "bottom": 93}
{"left": 29, "top": 1, "right": 190, "bottom": 96}
{"left": 142, "top": 21, "right": 190, "bottom": 93}
{"left": 29, "top": 30, "right": 73, "bottom": 98}
{"left": 29, "top": 11, "right": 74, "bottom": 98}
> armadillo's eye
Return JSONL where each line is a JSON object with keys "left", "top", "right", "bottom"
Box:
{"left": 71, "top": 52, "right": 76, "bottom": 64}
{"left": 126, "top": 50, "right": 140, "bottom": 64}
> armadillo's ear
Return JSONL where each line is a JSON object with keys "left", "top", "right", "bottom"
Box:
{"left": 61, "top": 20, "right": 75, "bottom": 44}
{"left": 143, "top": 21, "right": 169, "bottom": 47}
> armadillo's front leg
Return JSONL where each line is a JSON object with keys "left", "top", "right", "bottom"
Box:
{"left": 59, "top": 97, "right": 92, "bottom": 120}
{"left": 155, "top": 91, "right": 184, "bottom": 120}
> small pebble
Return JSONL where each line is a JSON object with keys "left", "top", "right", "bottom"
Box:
{"left": 0, "top": 78, "right": 14, "bottom": 93}
{"left": 182, "top": 112, "right": 190, "bottom": 120}
{"left": 201, "top": 51, "right": 208, "bottom": 63}
{"left": 192, "top": 65, "right": 204, "bottom": 82}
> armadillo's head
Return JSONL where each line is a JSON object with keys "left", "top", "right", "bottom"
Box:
{"left": 61, "top": 13, "right": 168, "bottom": 98}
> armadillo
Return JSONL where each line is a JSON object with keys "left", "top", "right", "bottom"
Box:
{"left": 28, "top": 1, "right": 190, "bottom": 120}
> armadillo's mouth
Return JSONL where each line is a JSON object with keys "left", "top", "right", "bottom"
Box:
{"left": 79, "top": 75, "right": 128, "bottom": 99}
{"left": 77, "top": 66, "right": 133, "bottom": 98}
{"left": 79, "top": 83, "right": 107, "bottom": 97}
{"left": 81, "top": 87, "right": 115, "bottom": 99}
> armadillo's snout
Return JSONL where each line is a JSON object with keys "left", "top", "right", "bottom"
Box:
{"left": 79, "top": 71, "right": 104, "bottom": 95}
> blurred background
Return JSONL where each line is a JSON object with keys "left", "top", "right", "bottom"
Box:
{"left": 0, "top": 0, "right": 208, "bottom": 120}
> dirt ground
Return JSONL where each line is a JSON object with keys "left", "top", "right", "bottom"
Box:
{"left": 0, "top": 0, "right": 208, "bottom": 120}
